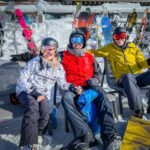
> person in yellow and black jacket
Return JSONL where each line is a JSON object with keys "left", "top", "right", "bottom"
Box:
{"left": 87, "top": 27, "right": 150, "bottom": 118}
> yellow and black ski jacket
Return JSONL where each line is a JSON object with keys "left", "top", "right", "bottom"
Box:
{"left": 87, "top": 43, "right": 149, "bottom": 82}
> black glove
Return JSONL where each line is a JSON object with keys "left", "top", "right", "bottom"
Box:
{"left": 86, "top": 79, "right": 97, "bottom": 87}
{"left": 147, "top": 58, "right": 150, "bottom": 66}
{"left": 69, "top": 84, "right": 77, "bottom": 94}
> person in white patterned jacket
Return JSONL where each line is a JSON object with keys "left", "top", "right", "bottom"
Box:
{"left": 16, "top": 37, "right": 70, "bottom": 150}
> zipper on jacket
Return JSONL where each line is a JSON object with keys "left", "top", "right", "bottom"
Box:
{"left": 122, "top": 50, "right": 133, "bottom": 74}
{"left": 114, "top": 61, "right": 117, "bottom": 73}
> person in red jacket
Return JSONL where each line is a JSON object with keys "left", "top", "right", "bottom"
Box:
{"left": 59, "top": 29, "right": 122, "bottom": 150}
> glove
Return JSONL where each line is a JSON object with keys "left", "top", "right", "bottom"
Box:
{"left": 69, "top": 84, "right": 77, "bottom": 94}
{"left": 147, "top": 58, "right": 150, "bottom": 66}
{"left": 30, "top": 88, "right": 41, "bottom": 99}
{"left": 86, "top": 79, "right": 97, "bottom": 87}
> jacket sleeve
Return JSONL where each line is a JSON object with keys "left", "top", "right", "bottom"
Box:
{"left": 56, "top": 64, "right": 70, "bottom": 90}
{"left": 88, "top": 57, "right": 103, "bottom": 85}
{"left": 86, "top": 46, "right": 109, "bottom": 58}
{"left": 135, "top": 46, "right": 149, "bottom": 69}
{"left": 16, "top": 60, "right": 35, "bottom": 95}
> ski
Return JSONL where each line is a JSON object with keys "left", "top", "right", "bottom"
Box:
{"left": 73, "top": 2, "right": 82, "bottom": 28}
{"left": 137, "top": 8, "right": 149, "bottom": 46}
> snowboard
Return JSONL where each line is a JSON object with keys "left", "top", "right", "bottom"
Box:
{"left": 78, "top": 11, "right": 90, "bottom": 28}
{"left": 120, "top": 116, "right": 150, "bottom": 150}
{"left": 137, "top": 8, "right": 149, "bottom": 46}
{"left": 15, "top": 9, "right": 38, "bottom": 54}
{"left": 101, "top": 15, "right": 113, "bottom": 46}
{"left": 87, "top": 13, "right": 101, "bottom": 49}
{"left": 76, "top": 11, "right": 90, "bottom": 41}
{"left": 125, "top": 10, "right": 137, "bottom": 33}
{"left": 77, "top": 10, "right": 102, "bottom": 49}
{"left": 73, "top": 2, "right": 82, "bottom": 28}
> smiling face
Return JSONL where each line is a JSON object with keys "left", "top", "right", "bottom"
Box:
{"left": 72, "top": 43, "right": 84, "bottom": 49}
{"left": 71, "top": 36, "right": 84, "bottom": 49}
{"left": 114, "top": 38, "right": 126, "bottom": 47}
{"left": 42, "top": 46, "right": 57, "bottom": 61}
{"left": 113, "top": 32, "right": 126, "bottom": 47}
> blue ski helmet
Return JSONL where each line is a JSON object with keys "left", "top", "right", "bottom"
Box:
{"left": 68, "top": 29, "right": 86, "bottom": 49}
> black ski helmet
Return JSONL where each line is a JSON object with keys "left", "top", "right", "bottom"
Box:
{"left": 41, "top": 37, "right": 58, "bottom": 48}
{"left": 68, "top": 29, "right": 86, "bottom": 49}
{"left": 113, "top": 27, "right": 126, "bottom": 35}
{"left": 40, "top": 37, "right": 58, "bottom": 56}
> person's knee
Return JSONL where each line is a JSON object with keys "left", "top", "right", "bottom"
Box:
{"left": 62, "top": 90, "right": 74, "bottom": 106}
{"left": 28, "top": 99, "right": 39, "bottom": 112}
{"left": 40, "top": 100, "right": 50, "bottom": 115}
{"left": 92, "top": 85, "right": 106, "bottom": 95}
{"left": 123, "top": 73, "right": 134, "bottom": 80}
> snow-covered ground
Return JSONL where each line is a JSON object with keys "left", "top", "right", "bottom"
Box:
{"left": 0, "top": 2, "right": 150, "bottom": 150}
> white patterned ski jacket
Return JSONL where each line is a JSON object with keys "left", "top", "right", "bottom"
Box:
{"left": 16, "top": 56, "right": 70, "bottom": 100}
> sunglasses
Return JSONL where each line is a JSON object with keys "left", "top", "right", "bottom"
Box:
{"left": 71, "top": 36, "right": 84, "bottom": 44}
{"left": 113, "top": 32, "right": 126, "bottom": 40}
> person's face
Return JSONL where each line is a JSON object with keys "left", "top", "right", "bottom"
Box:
{"left": 113, "top": 32, "right": 126, "bottom": 47}
{"left": 115, "top": 38, "right": 126, "bottom": 47}
{"left": 72, "top": 43, "right": 83, "bottom": 49}
{"left": 71, "top": 36, "right": 84, "bottom": 49}
{"left": 42, "top": 46, "right": 57, "bottom": 61}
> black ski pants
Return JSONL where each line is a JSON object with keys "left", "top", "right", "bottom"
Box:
{"left": 17, "top": 91, "right": 50, "bottom": 146}
{"left": 117, "top": 72, "right": 150, "bottom": 110}
{"left": 62, "top": 85, "right": 117, "bottom": 142}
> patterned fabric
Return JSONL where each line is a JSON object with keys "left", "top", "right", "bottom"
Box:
{"left": 16, "top": 56, "right": 70, "bottom": 100}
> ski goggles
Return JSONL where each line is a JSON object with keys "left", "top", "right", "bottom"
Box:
{"left": 71, "top": 36, "right": 84, "bottom": 44}
{"left": 42, "top": 46, "right": 57, "bottom": 52}
{"left": 113, "top": 32, "right": 126, "bottom": 40}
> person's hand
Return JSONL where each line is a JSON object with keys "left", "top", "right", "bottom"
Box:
{"left": 37, "top": 95, "right": 45, "bottom": 102}
{"left": 75, "top": 86, "right": 83, "bottom": 95}
{"left": 86, "top": 79, "right": 97, "bottom": 87}
{"left": 69, "top": 84, "right": 77, "bottom": 94}
{"left": 69, "top": 84, "right": 83, "bottom": 95}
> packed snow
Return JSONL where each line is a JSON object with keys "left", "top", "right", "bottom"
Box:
{"left": 0, "top": 2, "right": 150, "bottom": 150}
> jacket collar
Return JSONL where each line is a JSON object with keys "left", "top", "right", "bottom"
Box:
{"left": 67, "top": 47, "right": 86, "bottom": 57}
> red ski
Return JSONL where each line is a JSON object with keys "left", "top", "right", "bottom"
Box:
{"left": 138, "top": 8, "right": 149, "bottom": 46}
{"left": 15, "top": 9, "right": 38, "bottom": 54}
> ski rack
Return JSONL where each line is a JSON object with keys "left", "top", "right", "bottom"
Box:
{"left": 71, "top": 0, "right": 150, "bottom": 6}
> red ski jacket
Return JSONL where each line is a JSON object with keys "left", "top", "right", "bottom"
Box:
{"left": 60, "top": 51, "right": 102, "bottom": 86}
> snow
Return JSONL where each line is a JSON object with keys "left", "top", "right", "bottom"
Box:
{"left": 0, "top": 2, "right": 150, "bottom": 150}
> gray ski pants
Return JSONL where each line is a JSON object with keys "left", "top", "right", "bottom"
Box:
{"left": 117, "top": 72, "right": 150, "bottom": 110}
{"left": 17, "top": 91, "right": 50, "bottom": 146}
{"left": 62, "top": 85, "right": 117, "bottom": 141}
